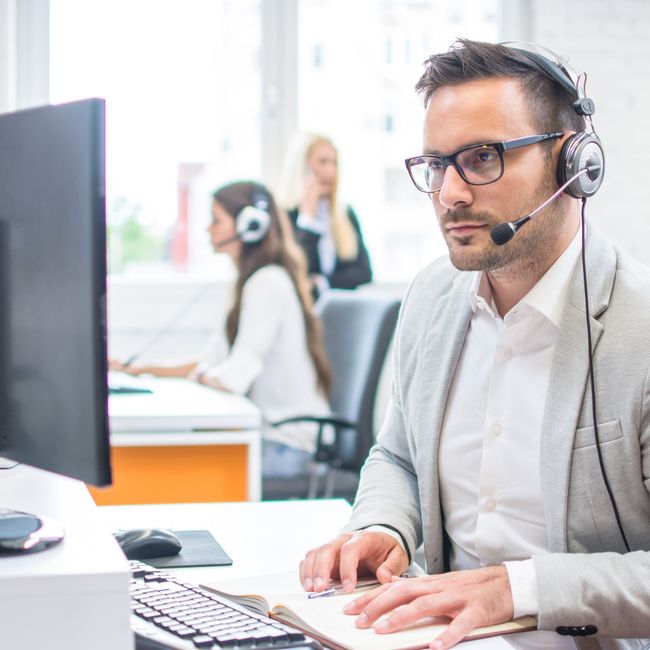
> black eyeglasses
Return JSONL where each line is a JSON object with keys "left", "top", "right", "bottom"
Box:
{"left": 404, "top": 132, "right": 563, "bottom": 194}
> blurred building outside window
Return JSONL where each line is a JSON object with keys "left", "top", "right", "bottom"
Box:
{"left": 49, "top": 0, "right": 498, "bottom": 283}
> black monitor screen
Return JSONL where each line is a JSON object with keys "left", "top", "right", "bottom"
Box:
{"left": 0, "top": 98, "right": 111, "bottom": 486}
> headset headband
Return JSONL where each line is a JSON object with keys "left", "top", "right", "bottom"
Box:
{"left": 500, "top": 41, "right": 595, "bottom": 117}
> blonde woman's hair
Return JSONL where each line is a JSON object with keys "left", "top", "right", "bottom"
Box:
{"left": 277, "top": 132, "right": 358, "bottom": 261}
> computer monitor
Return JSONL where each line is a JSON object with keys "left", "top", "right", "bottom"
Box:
{"left": 0, "top": 98, "right": 111, "bottom": 490}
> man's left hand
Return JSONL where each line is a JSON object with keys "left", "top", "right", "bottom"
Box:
{"left": 342, "top": 565, "right": 514, "bottom": 649}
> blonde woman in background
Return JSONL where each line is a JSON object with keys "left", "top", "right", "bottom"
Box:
{"left": 278, "top": 132, "right": 372, "bottom": 298}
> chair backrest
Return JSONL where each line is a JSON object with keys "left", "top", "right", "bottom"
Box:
{"left": 316, "top": 290, "right": 400, "bottom": 473}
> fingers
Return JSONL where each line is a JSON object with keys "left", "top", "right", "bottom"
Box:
{"left": 300, "top": 531, "right": 405, "bottom": 594}
{"left": 346, "top": 579, "right": 443, "bottom": 623}
{"left": 342, "top": 582, "right": 392, "bottom": 615}
{"left": 375, "top": 545, "right": 409, "bottom": 583}
{"left": 300, "top": 535, "right": 350, "bottom": 592}
{"left": 429, "top": 610, "right": 476, "bottom": 649}
{"left": 337, "top": 532, "right": 374, "bottom": 591}
{"left": 338, "top": 531, "right": 407, "bottom": 592}
{"left": 345, "top": 566, "right": 514, "bottom": 650}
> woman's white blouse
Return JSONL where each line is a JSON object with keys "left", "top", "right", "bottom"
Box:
{"left": 198, "top": 265, "right": 329, "bottom": 452}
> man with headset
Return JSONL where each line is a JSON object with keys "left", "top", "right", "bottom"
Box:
{"left": 299, "top": 39, "right": 650, "bottom": 649}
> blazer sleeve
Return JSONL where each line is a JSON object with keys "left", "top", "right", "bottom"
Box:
{"left": 339, "top": 277, "right": 422, "bottom": 560}
{"left": 533, "top": 550, "right": 650, "bottom": 638}
{"left": 533, "top": 361, "right": 650, "bottom": 638}
{"left": 327, "top": 206, "right": 373, "bottom": 290}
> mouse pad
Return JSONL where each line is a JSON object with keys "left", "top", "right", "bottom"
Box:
{"left": 144, "top": 530, "right": 233, "bottom": 568}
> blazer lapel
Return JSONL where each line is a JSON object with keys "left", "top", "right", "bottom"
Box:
{"left": 540, "top": 226, "right": 616, "bottom": 552}
{"left": 416, "top": 273, "right": 472, "bottom": 571}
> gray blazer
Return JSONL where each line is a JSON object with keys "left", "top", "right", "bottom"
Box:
{"left": 343, "top": 226, "right": 650, "bottom": 649}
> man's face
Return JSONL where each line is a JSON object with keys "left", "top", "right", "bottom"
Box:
{"left": 423, "top": 77, "right": 569, "bottom": 276}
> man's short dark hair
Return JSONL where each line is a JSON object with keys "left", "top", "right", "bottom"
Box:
{"left": 415, "top": 38, "right": 586, "bottom": 135}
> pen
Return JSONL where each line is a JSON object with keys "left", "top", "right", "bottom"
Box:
{"left": 307, "top": 579, "right": 381, "bottom": 599}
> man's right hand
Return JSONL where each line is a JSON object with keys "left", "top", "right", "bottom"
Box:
{"left": 299, "top": 530, "right": 409, "bottom": 594}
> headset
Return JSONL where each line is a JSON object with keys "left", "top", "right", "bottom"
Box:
{"left": 234, "top": 185, "right": 272, "bottom": 244}
{"left": 503, "top": 41, "right": 605, "bottom": 199}
{"left": 501, "top": 43, "right": 631, "bottom": 552}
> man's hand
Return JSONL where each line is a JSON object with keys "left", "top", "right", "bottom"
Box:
{"left": 342, "top": 565, "right": 514, "bottom": 649}
{"left": 299, "top": 531, "right": 409, "bottom": 594}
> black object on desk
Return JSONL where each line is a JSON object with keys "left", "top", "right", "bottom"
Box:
{"left": 138, "top": 530, "right": 233, "bottom": 568}
{"left": 115, "top": 528, "right": 183, "bottom": 560}
{"left": 108, "top": 384, "right": 154, "bottom": 395}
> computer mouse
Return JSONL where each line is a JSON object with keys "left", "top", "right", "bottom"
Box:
{"left": 114, "top": 528, "right": 182, "bottom": 560}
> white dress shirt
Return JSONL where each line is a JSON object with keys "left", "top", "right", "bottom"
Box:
{"left": 197, "top": 265, "right": 329, "bottom": 452}
{"left": 439, "top": 229, "right": 582, "bottom": 630}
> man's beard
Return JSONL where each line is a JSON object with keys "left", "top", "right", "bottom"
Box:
{"left": 441, "top": 179, "right": 562, "bottom": 279}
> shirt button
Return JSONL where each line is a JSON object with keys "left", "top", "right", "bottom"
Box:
{"left": 489, "top": 422, "right": 502, "bottom": 436}
{"left": 481, "top": 498, "right": 496, "bottom": 512}
{"left": 503, "top": 348, "right": 513, "bottom": 360}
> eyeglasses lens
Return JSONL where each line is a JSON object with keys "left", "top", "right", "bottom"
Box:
{"left": 409, "top": 144, "right": 503, "bottom": 193}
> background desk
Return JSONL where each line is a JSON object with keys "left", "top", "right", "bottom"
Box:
{"left": 89, "top": 376, "right": 262, "bottom": 505}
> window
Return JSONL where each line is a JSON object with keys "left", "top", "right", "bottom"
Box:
{"left": 296, "top": 0, "right": 499, "bottom": 280}
{"left": 50, "top": 0, "right": 262, "bottom": 277}
{"left": 49, "top": 0, "right": 499, "bottom": 282}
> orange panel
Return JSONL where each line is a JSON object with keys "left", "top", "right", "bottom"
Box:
{"left": 88, "top": 445, "right": 248, "bottom": 505}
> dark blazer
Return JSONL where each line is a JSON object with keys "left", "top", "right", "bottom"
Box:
{"left": 287, "top": 206, "right": 372, "bottom": 293}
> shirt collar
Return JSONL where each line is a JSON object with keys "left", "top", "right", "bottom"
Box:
{"left": 468, "top": 226, "right": 583, "bottom": 327}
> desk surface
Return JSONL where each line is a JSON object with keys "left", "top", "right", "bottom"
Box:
{"left": 109, "top": 372, "right": 261, "bottom": 432}
{"left": 98, "top": 501, "right": 563, "bottom": 650}
{"left": 97, "top": 499, "right": 352, "bottom": 585}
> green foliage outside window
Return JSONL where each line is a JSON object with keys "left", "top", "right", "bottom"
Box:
{"left": 107, "top": 196, "right": 166, "bottom": 273}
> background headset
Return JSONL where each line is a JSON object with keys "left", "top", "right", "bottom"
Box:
{"left": 501, "top": 43, "right": 631, "bottom": 553}
{"left": 234, "top": 185, "right": 272, "bottom": 244}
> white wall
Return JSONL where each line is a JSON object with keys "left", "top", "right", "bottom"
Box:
{"left": 525, "top": 0, "right": 650, "bottom": 265}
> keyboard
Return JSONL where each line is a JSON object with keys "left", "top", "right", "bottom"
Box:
{"left": 129, "top": 561, "right": 322, "bottom": 650}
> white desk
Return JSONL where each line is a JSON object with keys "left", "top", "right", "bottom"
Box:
{"left": 98, "top": 501, "right": 557, "bottom": 650}
{"left": 0, "top": 465, "right": 132, "bottom": 650}
{"left": 91, "top": 374, "right": 262, "bottom": 503}
{"left": 98, "top": 499, "right": 354, "bottom": 585}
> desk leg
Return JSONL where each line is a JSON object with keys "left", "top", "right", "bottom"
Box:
{"left": 247, "top": 433, "right": 261, "bottom": 501}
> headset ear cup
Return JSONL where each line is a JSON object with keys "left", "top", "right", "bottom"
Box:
{"left": 557, "top": 132, "right": 605, "bottom": 198}
{"left": 236, "top": 206, "right": 271, "bottom": 244}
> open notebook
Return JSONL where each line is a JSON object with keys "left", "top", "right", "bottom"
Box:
{"left": 201, "top": 571, "right": 537, "bottom": 650}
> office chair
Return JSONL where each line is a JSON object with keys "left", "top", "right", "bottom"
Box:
{"left": 266, "top": 290, "right": 400, "bottom": 500}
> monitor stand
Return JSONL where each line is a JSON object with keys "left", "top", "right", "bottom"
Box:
{"left": 0, "top": 457, "right": 19, "bottom": 469}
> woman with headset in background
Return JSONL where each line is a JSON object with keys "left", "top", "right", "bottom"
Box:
{"left": 278, "top": 132, "right": 372, "bottom": 299}
{"left": 110, "top": 181, "right": 331, "bottom": 478}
